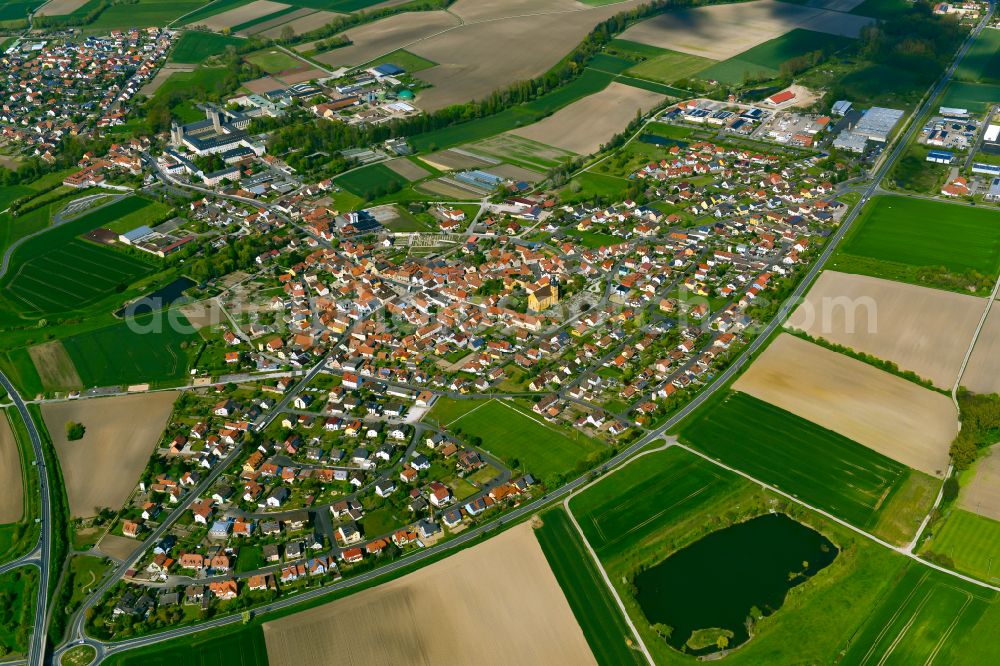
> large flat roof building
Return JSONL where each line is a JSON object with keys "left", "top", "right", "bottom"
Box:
{"left": 853, "top": 107, "right": 905, "bottom": 143}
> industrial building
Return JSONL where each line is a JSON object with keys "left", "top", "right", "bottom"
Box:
{"left": 170, "top": 107, "right": 264, "bottom": 157}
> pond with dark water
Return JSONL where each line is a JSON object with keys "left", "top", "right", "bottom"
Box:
{"left": 634, "top": 512, "right": 838, "bottom": 655}
{"left": 114, "top": 277, "right": 195, "bottom": 317}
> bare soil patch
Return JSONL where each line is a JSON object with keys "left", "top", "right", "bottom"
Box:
{"left": 734, "top": 333, "right": 956, "bottom": 477}
{"left": 961, "top": 445, "right": 1000, "bottom": 521}
{"left": 511, "top": 82, "right": 664, "bottom": 154}
{"left": 97, "top": 534, "right": 140, "bottom": 561}
{"left": 259, "top": 10, "right": 341, "bottom": 38}
{"left": 139, "top": 64, "right": 196, "bottom": 97}
{"left": 448, "top": 0, "right": 586, "bottom": 22}
{"left": 960, "top": 304, "right": 1000, "bottom": 394}
{"left": 619, "top": 0, "right": 872, "bottom": 60}
{"left": 0, "top": 412, "right": 24, "bottom": 524}
{"left": 312, "top": 11, "right": 460, "bottom": 67}
{"left": 486, "top": 163, "right": 544, "bottom": 183}
{"left": 420, "top": 149, "right": 496, "bottom": 172}
{"left": 28, "top": 341, "right": 82, "bottom": 390}
{"left": 193, "top": 0, "right": 290, "bottom": 32}
{"left": 36, "top": 0, "right": 89, "bottom": 15}
{"left": 384, "top": 158, "right": 431, "bottom": 181}
{"left": 43, "top": 392, "right": 179, "bottom": 517}
{"left": 263, "top": 522, "right": 595, "bottom": 666}
{"left": 419, "top": 177, "right": 485, "bottom": 199}
{"left": 243, "top": 75, "right": 287, "bottom": 94}
{"left": 242, "top": 7, "right": 315, "bottom": 36}
{"left": 275, "top": 67, "right": 327, "bottom": 84}
{"left": 786, "top": 271, "right": 984, "bottom": 389}
{"left": 179, "top": 300, "right": 225, "bottom": 330}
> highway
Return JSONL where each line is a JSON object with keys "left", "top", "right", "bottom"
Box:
{"left": 7, "top": 3, "right": 991, "bottom": 664}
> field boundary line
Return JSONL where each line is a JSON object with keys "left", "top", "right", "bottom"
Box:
{"left": 951, "top": 270, "right": 1000, "bottom": 407}
{"left": 497, "top": 398, "right": 570, "bottom": 437}
{"left": 444, "top": 397, "right": 492, "bottom": 428}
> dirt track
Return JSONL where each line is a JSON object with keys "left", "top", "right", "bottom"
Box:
{"left": 263, "top": 522, "right": 596, "bottom": 666}
{"left": 734, "top": 334, "right": 956, "bottom": 477}
{"left": 43, "top": 392, "right": 178, "bottom": 517}
{"left": 619, "top": 0, "right": 873, "bottom": 60}
{"left": 786, "top": 271, "right": 984, "bottom": 389}
{"left": 0, "top": 412, "right": 24, "bottom": 524}
{"left": 511, "top": 82, "right": 665, "bottom": 154}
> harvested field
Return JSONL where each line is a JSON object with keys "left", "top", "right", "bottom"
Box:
{"left": 42, "top": 392, "right": 179, "bottom": 517}
{"left": 733, "top": 333, "right": 956, "bottom": 477}
{"left": 311, "top": 11, "right": 460, "bottom": 67}
{"left": 961, "top": 446, "right": 1000, "bottom": 522}
{"left": 486, "top": 163, "right": 543, "bottom": 183}
{"left": 97, "top": 534, "right": 139, "bottom": 561}
{"left": 448, "top": 0, "right": 584, "bottom": 22}
{"left": 467, "top": 134, "right": 577, "bottom": 170}
{"left": 962, "top": 304, "right": 1000, "bottom": 394}
{"left": 243, "top": 75, "right": 286, "bottom": 94}
{"left": 0, "top": 412, "right": 23, "bottom": 524}
{"left": 263, "top": 523, "right": 596, "bottom": 666}
{"left": 258, "top": 10, "right": 340, "bottom": 38}
{"left": 192, "top": 0, "right": 289, "bottom": 32}
{"left": 274, "top": 67, "right": 327, "bottom": 84}
{"left": 786, "top": 271, "right": 984, "bottom": 389}
{"left": 418, "top": 178, "right": 483, "bottom": 199}
{"left": 619, "top": 0, "right": 872, "bottom": 60}
{"left": 28, "top": 341, "right": 82, "bottom": 390}
{"left": 139, "top": 64, "right": 195, "bottom": 97}
{"left": 420, "top": 149, "right": 496, "bottom": 172}
{"left": 510, "top": 82, "right": 664, "bottom": 154}
{"left": 36, "top": 0, "right": 88, "bottom": 15}
{"left": 241, "top": 7, "right": 313, "bottom": 35}
{"left": 384, "top": 158, "right": 430, "bottom": 181}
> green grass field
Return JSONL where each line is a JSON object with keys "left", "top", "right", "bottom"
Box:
{"left": 433, "top": 398, "right": 604, "bottom": 483}
{"left": 61, "top": 313, "right": 199, "bottom": 388}
{"left": 939, "top": 80, "right": 1000, "bottom": 114}
{"left": 335, "top": 162, "right": 412, "bottom": 199}
{"left": 625, "top": 49, "right": 716, "bottom": 84}
{"left": 587, "top": 52, "right": 638, "bottom": 75}
{"left": 840, "top": 563, "right": 999, "bottom": 665}
{"left": 0, "top": 197, "right": 158, "bottom": 321}
{"left": 87, "top": 0, "right": 205, "bottom": 28}
{"left": 956, "top": 28, "right": 1000, "bottom": 84}
{"left": 366, "top": 49, "right": 437, "bottom": 73}
{"left": 848, "top": 0, "right": 913, "bottom": 19}
{"left": 0, "top": 0, "right": 41, "bottom": 21}
{"left": 104, "top": 624, "right": 268, "bottom": 666}
{"left": 832, "top": 196, "right": 1000, "bottom": 284}
{"left": 245, "top": 49, "right": 307, "bottom": 74}
{"left": 679, "top": 392, "right": 909, "bottom": 529}
{"left": 535, "top": 508, "right": 646, "bottom": 666}
{"left": 170, "top": 31, "right": 244, "bottom": 64}
{"left": 696, "top": 29, "right": 853, "bottom": 84}
{"left": 922, "top": 509, "right": 1000, "bottom": 584}
{"left": 606, "top": 38, "right": 669, "bottom": 59}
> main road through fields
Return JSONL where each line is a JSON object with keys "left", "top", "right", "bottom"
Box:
{"left": 44, "top": 2, "right": 996, "bottom": 663}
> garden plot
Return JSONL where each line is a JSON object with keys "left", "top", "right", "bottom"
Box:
{"left": 619, "top": 0, "right": 872, "bottom": 60}
{"left": 786, "top": 271, "right": 984, "bottom": 389}
{"left": 733, "top": 333, "right": 956, "bottom": 477}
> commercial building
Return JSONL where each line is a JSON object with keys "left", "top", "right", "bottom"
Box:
{"left": 852, "top": 107, "right": 905, "bottom": 143}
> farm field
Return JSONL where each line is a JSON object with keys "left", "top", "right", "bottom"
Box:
{"left": 939, "top": 81, "right": 1000, "bottom": 115}
{"left": 27, "top": 341, "right": 82, "bottom": 390}
{"left": 695, "top": 28, "right": 853, "bottom": 84}
{"left": 839, "top": 563, "right": 999, "bottom": 665}
{"left": 956, "top": 27, "right": 1000, "bottom": 84}
{"left": 618, "top": 0, "right": 871, "bottom": 61}
{"left": 367, "top": 48, "right": 437, "bottom": 73}
{"left": 0, "top": 0, "right": 42, "bottom": 21}
{"left": 922, "top": 510, "right": 1000, "bottom": 585}
{"left": 510, "top": 82, "right": 665, "bottom": 155}
{"left": 678, "top": 391, "right": 911, "bottom": 531}
{"left": 733, "top": 334, "right": 956, "bottom": 477}
{"left": 432, "top": 398, "right": 604, "bottom": 483}
{"left": 170, "top": 31, "right": 244, "bottom": 63}
{"left": 624, "top": 49, "right": 716, "bottom": 84}
{"left": 787, "top": 271, "right": 984, "bottom": 389}
{"left": 960, "top": 446, "right": 1000, "bottom": 521}
{"left": 534, "top": 508, "right": 646, "bottom": 666}
{"left": 830, "top": 195, "right": 1000, "bottom": 289}
{"left": 0, "top": 197, "right": 158, "bottom": 322}
{"left": 262, "top": 523, "right": 596, "bottom": 665}
{"left": 310, "top": 10, "right": 460, "bottom": 66}
{"left": 35, "top": 0, "right": 87, "bottom": 15}
{"left": 42, "top": 391, "right": 178, "bottom": 518}
{"left": 245, "top": 47, "right": 309, "bottom": 74}
{"left": 961, "top": 305, "right": 1000, "bottom": 394}
{"left": 87, "top": 0, "right": 205, "bottom": 28}
{"left": 193, "top": 0, "right": 288, "bottom": 32}
{"left": 334, "top": 162, "right": 411, "bottom": 198}
{"left": 235, "top": 6, "right": 307, "bottom": 34}
{"left": 257, "top": 10, "right": 340, "bottom": 38}
{"left": 0, "top": 410, "right": 23, "bottom": 524}
{"left": 60, "top": 314, "right": 199, "bottom": 389}
{"left": 104, "top": 625, "right": 269, "bottom": 666}
{"left": 383, "top": 158, "right": 431, "bottom": 181}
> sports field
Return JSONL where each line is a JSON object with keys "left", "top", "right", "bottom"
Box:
{"left": 922, "top": 509, "right": 1000, "bottom": 584}
{"left": 436, "top": 398, "right": 604, "bottom": 483}
{"left": 956, "top": 27, "right": 1000, "bottom": 84}
{"left": 534, "top": 509, "right": 646, "bottom": 666}
{"left": 833, "top": 195, "right": 1000, "bottom": 283}
{"left": 170, "top": 31, "right": 243, "bottom": 63}
{"left": 840, "top": 564, "right": 999, "bottom": 665}
{"left": 0, "top": 0, "right": 42, "bottom": 21}
{"left": 679, "top": 392, "right": 909, "bottom": 529}
{"left": 696, "top": 29, "right": 853, "bottom": 84}
{"left": 61, "top": 314, "right": 199, "bottom": 388}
